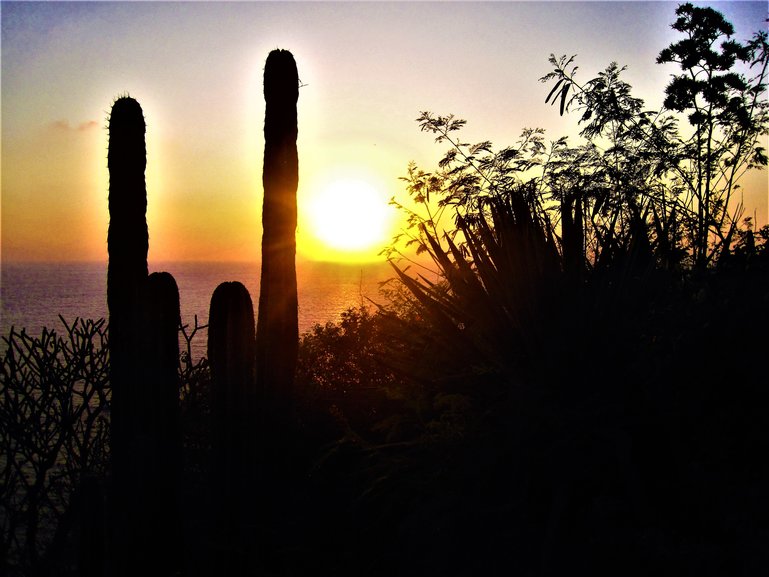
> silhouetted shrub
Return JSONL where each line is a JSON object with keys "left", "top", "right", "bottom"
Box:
{"left": 296, "top": 307, "right": 409, "bottom": 443}
{"left": 0, "top": 318, "right": 109, "bottom": 576}
{"left": 0, "top": 316, "right": 210, "bottom": 577}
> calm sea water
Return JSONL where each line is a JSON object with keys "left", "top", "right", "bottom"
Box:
{"left": 1, "top": 260, "right": 393, "bottom": 359}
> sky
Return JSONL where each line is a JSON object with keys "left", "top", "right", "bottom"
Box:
{"left": 2, "top": 0, "right": 767, "bottom": 263}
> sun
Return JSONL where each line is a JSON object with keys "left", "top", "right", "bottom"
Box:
{"left": 303, "top": 178, "right": 394, "bottom": 260}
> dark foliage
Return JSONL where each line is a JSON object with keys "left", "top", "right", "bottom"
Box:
{"left": 1, "top": 318, "right": 109, "bottom": 576}
{"left": 542, "top": 4, "right": 768, "bottom": 269}
{"left": 0, "top": 317, "right": 210, "bottom": 577}
{"left": 295, "top": 307, "right": 408, "bottom": 443}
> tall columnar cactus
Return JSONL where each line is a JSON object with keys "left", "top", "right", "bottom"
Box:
{"left": 256, "top": 49, "right": 300, "bottom": 422}
{"left": 107, "top": 95, "right": 148, "bottom": 472}
{"left": 208, "top": 281, "right": 256, "bottom": 564}
{"left": 106, "top": 96, "right": 180, "bottom": 576}
{"left": 106, "top": 97, "right": 148, "bottom": 571}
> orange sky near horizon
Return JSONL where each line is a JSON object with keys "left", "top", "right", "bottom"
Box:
{"left": 2, "top": 2, "right": 767, "bottom": 264}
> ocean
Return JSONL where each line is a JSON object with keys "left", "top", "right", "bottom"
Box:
{"left": 1, "top": 260, "right": 394, "bottom": 360}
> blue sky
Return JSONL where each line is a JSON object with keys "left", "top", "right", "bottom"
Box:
{"left": 2, "top": 1, "right": 767, "bottom": 261}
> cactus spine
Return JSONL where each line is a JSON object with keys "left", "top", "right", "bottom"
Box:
{"left": 256, "top": 49, "right": 300, "bottom": 424}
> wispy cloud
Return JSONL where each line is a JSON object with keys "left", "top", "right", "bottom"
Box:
{"left": 48, "top": 120, "right": 99, "bottom": 132}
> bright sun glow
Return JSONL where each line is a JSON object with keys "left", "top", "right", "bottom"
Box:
{"left": 303, "top": 178, "right": 394, "bottom": 260}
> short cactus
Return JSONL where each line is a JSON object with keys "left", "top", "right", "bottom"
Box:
{"left": 139, "top": 271, "right": 183, "bottom": 575}
{"left": 208, "top": 281, "right": 256, "bottom": 562}
{"left": 143, "top": 272, "right": 182, "bottom": 485}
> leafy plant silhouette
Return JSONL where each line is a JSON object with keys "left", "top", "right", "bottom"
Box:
{"left": 542, "top": 3, "right": 769, "bottom": 269}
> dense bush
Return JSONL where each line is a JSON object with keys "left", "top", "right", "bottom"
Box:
{"left": 296, "top": 306, "right": 409, "bottom": 443}
{"left": 321, "top": 6, "right": 769, "bottom": 572}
